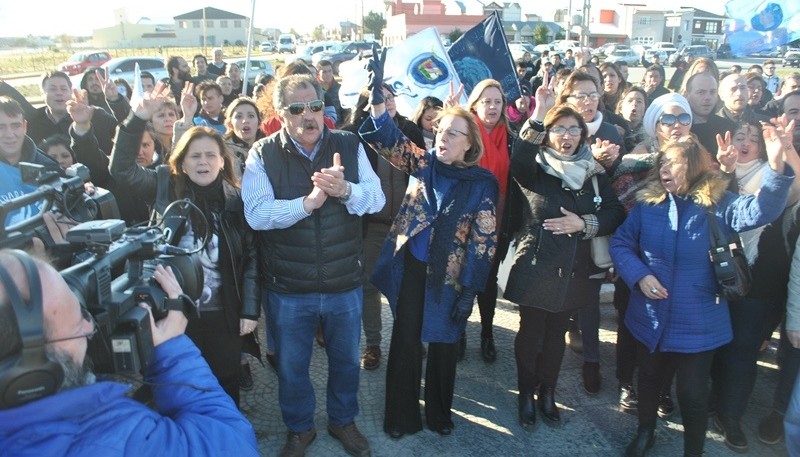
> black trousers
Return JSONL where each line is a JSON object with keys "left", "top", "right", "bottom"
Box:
{"left": 515, "top": 306, "right": 572, "bottom": 393}
{"left": 634, "top": 340, "right": 715, "bottom": 455}
{"left": 613, "top": 279, "right": 637, "bottom": 385}
{"left": 186, "top": 309, "right": 242, "bottom": 407}
{"left": 476, "top": 236, "right": 508, "bottom": 339}
{"left": 384, "top": 250, "right": 458, "bottom": 433}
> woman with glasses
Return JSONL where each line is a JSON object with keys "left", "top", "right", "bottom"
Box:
{"left": 359, "top": 51, "right": 498, "bottom": 438}
{"left": 342, "top": 84, "right": 426, "bottom": 371}
{"left": 555, "top": 70, "right": 626, "bottom": 395}
{"left": 110, "top": 88, "right": 260, "bottom": 408}
{"left": 457, "top": 79, "right": 518, "bottom": 364}
{"left": 505, "top": 74, "right": 624, "bottom": 429}
{"left": 610, "top": 133, "right": 793, "bottom": 457}
{"left": 745, "top": 72, "right": 769, "bottom": 114}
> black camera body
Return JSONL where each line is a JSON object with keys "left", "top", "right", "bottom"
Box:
{"left": 0, "top": 163, "right": 204, "bottom": 375}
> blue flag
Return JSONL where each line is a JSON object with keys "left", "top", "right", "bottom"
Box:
{"left": 724, "top": 0, "right": 800, "bottom": 56}
{"left": 448, "top": 11, "right": 521, "bottom": 101}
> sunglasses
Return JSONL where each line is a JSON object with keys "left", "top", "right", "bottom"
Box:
{"left": 284, "top": 99, "right": 324, "bottom": 115}
{"left": 658, "top": 112, "right": 691, "bottom": 127}
{"left": 45, "top": 307, "right": 98, "bottom": 344}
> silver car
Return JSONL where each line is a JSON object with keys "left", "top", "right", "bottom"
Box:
{"left": 101, "top": 56, "right": 168, "bottom": 87}
{"left": 605, "top": 49, "right": 640, "bottom": 67}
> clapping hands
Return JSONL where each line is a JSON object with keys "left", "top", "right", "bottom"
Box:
{"left": 591, "top": 138, "right": 620, "bottom": 168}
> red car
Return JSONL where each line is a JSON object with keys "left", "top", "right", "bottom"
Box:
{"left": 57, "top": 51, "right": 112, "bottom": 76}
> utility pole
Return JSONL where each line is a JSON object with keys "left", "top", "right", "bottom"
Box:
{"left": 202, "top": 7, "right": 207, "bottom": 53}
{"left": 582, "top": 0, "right": 591, "bottom": 46}
{"left": 566, "top": 1, "right": 572, "bottom": 41}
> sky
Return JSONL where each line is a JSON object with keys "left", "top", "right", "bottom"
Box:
{"left": 0, "top": 0, "right": 728, "bottom": 38}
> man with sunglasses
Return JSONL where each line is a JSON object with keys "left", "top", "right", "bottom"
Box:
{"left": 0, "top": 252, "right": 259, "bottom": 456}
{"left": 242, "top": 74, "right": 384, "bottom": 457}
{"left": 682, "top": 72, "right": 736, "bottom": 158}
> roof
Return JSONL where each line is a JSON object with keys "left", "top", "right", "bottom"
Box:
{"left": 173, "top": 7, "right": 246, "bottom": 20}
{"left": 504, "top": 20, "right": 564, "bottom": 34}
{"left": 687, "top": 8, "right": 726, "bottom": 19}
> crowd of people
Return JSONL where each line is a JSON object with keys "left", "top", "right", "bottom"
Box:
{"left": 1, "top": 41, "right": 800, "bottom": 457}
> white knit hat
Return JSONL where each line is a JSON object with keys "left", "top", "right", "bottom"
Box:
{"left": 642, "top": 93, "right": 693, "bottom": 139}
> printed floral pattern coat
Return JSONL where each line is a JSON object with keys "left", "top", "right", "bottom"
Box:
{"left": 360, "top": 112, "right": 498, "bottom": 343}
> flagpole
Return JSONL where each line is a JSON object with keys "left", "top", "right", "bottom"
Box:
{"left": 242, "top": 0, "right": 256, "bottom": 96}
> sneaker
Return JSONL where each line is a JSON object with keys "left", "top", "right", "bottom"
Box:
{"left": 567, "top": 328, "right": 584, "bottom": 354}
{"left": 362, "top": 345, "right": 381, "bottom": 370}
{"left": 328, "top": 422, "right": 371, "bottom": 457}
{"left": 619, "top": 384, "right": 638, "bottom": 413}
{"left": 714, "top": 415, "right": 748, "bottom": 453}
{"left": 657, "top": 393, "right": 674, "bottom": 419}
{"left": 582, "top": 362, "right": 601, "bottom": 395}
{"left": 758, "top": 410, "right": 784, "bottom": 445}
{"left": 279, "top": 428, "right": 317, "bottom": 457}
{"left": 239, "top": 362, "right": 254, "bottom": 391}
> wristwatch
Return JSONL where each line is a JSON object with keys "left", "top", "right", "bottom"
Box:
{"left": 163, "top": 293, "right": 199, "bottom": 319}
{"left": 339, "top": 181, "right": 352, "bottom": 203}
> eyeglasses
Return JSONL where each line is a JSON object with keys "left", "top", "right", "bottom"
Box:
{"left": 283, "top": 99, "right": 324, "bottom": 115}
{"left": 567, "top": 92, "right": 600, "bottom": 103}
{"left": 45, "top": 307, "right": 98, "bottom": 344}
{"left": 433, "top": 125, "right": 468, "bottom": 139}
{"left": 658, "top": 112, "right": 692, "bottom": 127}
{"left": 478, "top": 98, "right": 504, "bottom": 107}
{"left": 549, "top": 126, "right": 583, "bottom": 136}
{"left": 384, "top": 93, "right": 395, "bottom": 102}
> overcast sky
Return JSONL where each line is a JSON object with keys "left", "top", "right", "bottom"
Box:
{"left": 0, "top": 0, "right": 728, "bottom": 38}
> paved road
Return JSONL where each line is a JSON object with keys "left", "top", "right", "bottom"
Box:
{"left": 241, "top": 284, "right": 789, "bottom": 457}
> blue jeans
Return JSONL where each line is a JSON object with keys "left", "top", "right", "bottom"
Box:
{"left": 787, "top": 367, "right": 800, "bottom": 457}
{"left": 269, "top": 287, "right": 363, "bottom": 432}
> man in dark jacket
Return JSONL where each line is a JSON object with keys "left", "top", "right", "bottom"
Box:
{"left": 241, "top": 74, "right": 384, "bottom": 457}
{"left": 718, "top": 73, "right": 770, "bottom": 124}
{"left": 79, "top": 66, "right": 130, "bottom": 122}
{"left": 0, "top": 72, "right": 118, "bottom": 154}
{"left": 166, "top": 56, "right": 192, "bottom": 105}
{"left": 317, "top": 60, "right": 344, "bottom": 126}
{"left": 0, "top": 250, "right": 259, "bottom": 456}
{"left": 682, "top": 72, "right": 736, "bottom": 159}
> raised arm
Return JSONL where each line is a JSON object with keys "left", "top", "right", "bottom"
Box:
{"left": 67, "top": 88, "right": 112, "bottom": 188}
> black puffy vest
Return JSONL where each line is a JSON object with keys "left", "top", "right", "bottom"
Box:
{"left": 258, "top": 129, "right": 363, "bottom": 293}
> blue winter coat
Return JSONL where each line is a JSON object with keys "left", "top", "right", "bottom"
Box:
{"left": 359, "top": 112, "right": 498, "bottom": 343}
{"left": 0, "top": 336, "right": 258, "bottom": 456}
{"left": 610, "top": 167, "right": 793, "bottom": 353}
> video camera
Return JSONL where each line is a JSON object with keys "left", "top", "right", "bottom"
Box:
{"left": 0, "top": 163, "right": 204, "bottom": 375}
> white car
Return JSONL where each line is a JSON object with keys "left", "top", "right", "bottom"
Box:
{"left": 260, "top": 42, "right": 275, "bottom": 53}
{"left": 226, "top": 58, "right": 275, "bottom": 86}
{"left": 101, "top": 56, "right": 167, "bottom": 87}
{"left": 509, "top": 42, "right": 535, "bottom": 61}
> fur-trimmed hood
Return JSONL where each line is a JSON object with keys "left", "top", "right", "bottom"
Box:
{"left": 636, "top": 172, "right": 728, "bottom": 208}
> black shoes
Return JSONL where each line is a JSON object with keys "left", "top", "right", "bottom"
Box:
{"left": 537, "top": 385, "right": 561, "bottom": 425}
{"left": 758, "top": 410, "right": 785, "bottom": 444}
{"left": 328, "top": 422, "right": 371, "bottom": 457}
{"left": 279, "top": 428, "right": 317, "bottom": 457}
{"left": 457, "top": 333, "right": 466, "bottom": 362}
{"left": 714, "top": 415, "right": 748, "bottom": 453}
{"left": 481, "top": 336, "right": 497, "bottom": 363}
{"left": 657, "top": 393, "right": 674, "bottom": 418}
{"left": 518, "top": 392, "right": 536, "bottom": 430}
{"left": 624, "top": 426, "right": 655, "bottom": 457}
{"left": 582, "top": 362, "right": 601, "bottom": 395}
{"left": 240, "top": 361, "right": 254, "bottom": 391}
{"left": 619, "top": 384, "right": 638, "bottom": 413}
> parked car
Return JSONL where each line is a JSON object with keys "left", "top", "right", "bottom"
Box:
{"left": 311, "top": 41, "right": 376, "bottom": 75}
{"left": 652, "top": 42, "right": 679, "bottom": 58}
{"left": 295, "top": 42, "right": 335, "bottom": 65}
{"left": 226, "top": 57, "right": 275, "bottom": 86}
{"left": 57, "top": 51, "right": 112, "bottom": 76}
{"left": 669, "top": 45, "right": 715, "bottom": 66}
{"left": 260, "top": 41, "right": 275, "bottom": 52}
{"left": 605, "top": 49, "right": 640, "bottom": 66}
{"left": 101, "top": 56, "right": 167, "bottom": 87}
{"left": 533, "top": 43, "right": 554, "bottom": 54}
{"left": 644, "top": 49, "right": 669, "bottom": 63}
{"left": 509, "top": 41, "right": 535, "bottom": 61}
{"left": 784, "top": 51, "right": 800, "bottom": 68}
{"left": 716, "top": 43, "right": 732, "bottom": 59}
{"left": 553, "top": 40, "right": 581, "bottom": 51}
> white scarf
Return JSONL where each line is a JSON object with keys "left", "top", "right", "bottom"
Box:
{"left": 735, "top": 159, "right": 768, "bottom": 264}
{"left": 586, "top": 111, "right": 603, "bottom": 137}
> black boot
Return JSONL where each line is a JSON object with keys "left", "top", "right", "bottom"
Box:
{"left": 518, "top": 393, "right": 536, "bottom": 430}
{"left": 481, "top": 336, "right": 497, "bottom": 363}
{"left": 714, "top": 415, "right": 748, "bottom": 453}
{"left": 537, "top": 385, "right": 561, "bottom": 425}
{"left": 625, "top": 425, "right": 655, "bottom": 457}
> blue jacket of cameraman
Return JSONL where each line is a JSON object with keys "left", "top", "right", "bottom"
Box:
{"left": 0, "top": 335, "right": 259, "bottom": 456}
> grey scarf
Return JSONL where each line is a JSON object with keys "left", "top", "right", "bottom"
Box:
{"left": 536, "top": 144, "right": 595, "bottom": 190}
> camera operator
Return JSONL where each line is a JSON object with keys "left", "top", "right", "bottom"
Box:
{"left": 0, "top": 250, "right": 259, "bottom": 455}
{"left": 0, "top": 97, "right": 61, "bottom": 226}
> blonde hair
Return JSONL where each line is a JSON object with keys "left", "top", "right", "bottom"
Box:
{"left": 435, "top": 106, "right": 484, "bottom": 167}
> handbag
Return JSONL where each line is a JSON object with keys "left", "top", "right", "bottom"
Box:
{"left": 706, "top": 208, "right": 751, "bottom": 300}
{"left": 589, "top": 175, "right": 613, "bottom": 269}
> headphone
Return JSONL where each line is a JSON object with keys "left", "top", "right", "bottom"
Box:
{"left": 0, "top": 250, "right": 63, "bottom": 410}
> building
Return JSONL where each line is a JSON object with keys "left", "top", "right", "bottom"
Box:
{"left": 382, "top": 0, "right": 489, "bottom": 45}
{"left": 687, "top": 8, "right": 726, "bottom": 50}
{"left": 174, "top": 7, "right": 250, "bottom": 47}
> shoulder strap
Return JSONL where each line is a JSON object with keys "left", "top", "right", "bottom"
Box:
{"left": 706, "top": 207, "right": 726, "bottom": 246}
{"left": 591, "top": 175, "right": 602, "bottom": 211}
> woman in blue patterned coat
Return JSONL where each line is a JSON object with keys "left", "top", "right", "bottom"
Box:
{"left": 359, "top": 50, "right": 498, "bottom": 439}
{"left": 610, "top": 135, "right": 794, "bottom": 457}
